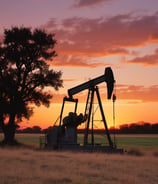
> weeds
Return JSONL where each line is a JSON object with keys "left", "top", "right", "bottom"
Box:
{"left": 126, "top": 148, "right": 144, "bottom": 156}
{"left": 153, "top": 151, "right": 158, "bottom": 157}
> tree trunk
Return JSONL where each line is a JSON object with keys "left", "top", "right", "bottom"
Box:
{"left": 3, "top": 125, "right": 16, "bottom": 145}
{"left": 1, "top": 113, "right": 17, "bottom": 145}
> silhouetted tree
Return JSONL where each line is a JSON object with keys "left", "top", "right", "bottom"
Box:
{"left": 32, "top": 126, "right": 41, "bottom": 133}
{"left": 151, "top": 123, "right": 158, "bottom": 133}
{"left": 0, "top": 27, "right": 63, "bottom": 145}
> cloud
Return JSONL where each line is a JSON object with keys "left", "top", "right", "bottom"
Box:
{"left": 72, "top": 0, "right": 111, "bottom": 8}
{"left": 46, "top": 13, "right": 158, "bottom": 55}
{"left": 0, "top": 33, "right": 3, "bottom": 43}
{"left": 107, "top": 48, "right": 129, "bottom": 55}
{"left": 122, "top": 49, "right": 158, "bottom": 66}
{"left": 116, "top": 84, "right": 158, "bottom": 102}
{"left": 44, "top": 13, "right": 158, "bottom": 68}
{"left": 63, "top": 78, "right": 76, "bottom": 82}
{"left": 50, "top": 84, "right": 158, "bottom": 103}
{"left": 44, "top": 18, "right": 57, "bottom": 29}
{"left": 49, "top": 55, "right": 109, "bottom": 68}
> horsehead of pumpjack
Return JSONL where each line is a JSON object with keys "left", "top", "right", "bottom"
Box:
{"left": 68, "top": 67, "right": 115, "bottom": 100}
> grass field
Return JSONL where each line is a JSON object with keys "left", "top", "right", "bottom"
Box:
{"left": 77, "top": 134, "right": 158, "bottom": 150}
{"left": 0, "top": 133, "right": 158, "bottom": 150}
{"left": 0, "top": 146, "right": 158, "bottom": 184}
{"left": 0, "top": 133, "right": 158, "bottom": 184}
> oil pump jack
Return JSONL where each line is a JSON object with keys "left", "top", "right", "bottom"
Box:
{"left": 46, "top": 67, "right": 123, "bottom": 153}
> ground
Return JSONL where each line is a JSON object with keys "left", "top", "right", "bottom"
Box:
{"left": 0, "top": 134, "right": 158, "bottom": 184}
{"left": 0, "top": 147, "right": 158, "bottom": 184}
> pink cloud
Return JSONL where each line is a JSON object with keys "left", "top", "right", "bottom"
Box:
{"left": 63, "top": 78, "right": 76, "bottom": 82}
{"left": 51, "top": 84, "right": 158, "bottom": 103}
{"left": 43, "top": 13, "right": 158, "bottom": 67}
{"left": 72, "top": 0, "right": 111, "bottom": 8}
{"left": 0, "top": 33, "right": 3, "bottom": 43}
{"left": 44, "top": 18, "right": 57, "bottom": 29}
{"left": 123, "top": 49, "right": 158, "bottom": 66}
{"left": 49, "top": 55, "right": 109, "bottom": 68}
{"left": 116, "top": 84, "right": 158, "bottom": 102}
{"left": 46, "top": 13, "right": 158, "bottom": 54}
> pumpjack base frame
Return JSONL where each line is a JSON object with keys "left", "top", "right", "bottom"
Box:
{"left": 45, "top": 143, "right": 124, "bottom": 154}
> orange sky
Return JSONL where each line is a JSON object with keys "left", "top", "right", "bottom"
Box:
{"left": 0, "top": 0, "right": 158, "bottom": 129}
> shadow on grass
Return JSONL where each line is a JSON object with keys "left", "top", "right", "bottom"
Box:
{"left": 0, "top": 140, "right": 36, "bottom": 150}
{"left": 153, "top": 151, "right": 158, "bottom": 157}
{"left": 126, "top": 148, "right": 144, "bottom": 156}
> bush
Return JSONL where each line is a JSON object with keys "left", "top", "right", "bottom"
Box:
{"left": 153, "top": 151, "right": 158, "bottom": 157}
{"left": 126, "top": 148, "right": 144, "bottom": 156}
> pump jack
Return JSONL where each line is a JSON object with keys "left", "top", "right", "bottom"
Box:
{"left": 46, "top": 67, "right": 123, "bottom": 153}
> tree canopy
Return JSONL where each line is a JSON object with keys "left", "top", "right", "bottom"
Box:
{"left": 0, "top": 27, "right": 63, "bottom": 144}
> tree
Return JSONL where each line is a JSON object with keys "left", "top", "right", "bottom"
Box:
{"left": 0, "top": 27, "right": 63, "bottom": 145}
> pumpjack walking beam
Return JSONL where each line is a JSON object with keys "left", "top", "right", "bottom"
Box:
{"left": 68, "top": 67, "right": 115, "bottom": 100}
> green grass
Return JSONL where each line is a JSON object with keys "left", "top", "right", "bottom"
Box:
{"left": 0, "top": 133, "right": 44, "bottom": 147}
{"left": 115, "top": 136, "right": 158, "bottom": 149}
{"left": 78, "top": 134, "right": 158, "bottom": 149}
{"left": 16, "top": 134, "right": 45, "bottom": 146}
{"left": 0, "top": 133, "right": 158, "bottom": 150}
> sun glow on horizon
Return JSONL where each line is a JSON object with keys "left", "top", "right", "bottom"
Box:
{"left": 21, "top": 98, "right": 158, "bottom": 130}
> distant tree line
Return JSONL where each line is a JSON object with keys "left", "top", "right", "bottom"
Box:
{"left": 1, "top": 122, "right": 157, "bottom": 134}
{"left": 117, "top": 123, "right": 158, "bottom": 134}
{"left": 79, "top": 122, "right": 158, "bottom": 134}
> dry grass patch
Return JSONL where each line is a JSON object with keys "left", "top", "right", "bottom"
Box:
{"left": 153, "top": 151, "right": 158, "bottom": 157}
{"left": 0, "top": 148, "right": 158, "bottom": 184}
{"left": 126, "top": 148, "right": 144, "bottom": 156}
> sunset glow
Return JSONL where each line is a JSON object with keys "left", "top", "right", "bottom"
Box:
{"left": 0, "top": 0, "right": 158, "bottom": 129}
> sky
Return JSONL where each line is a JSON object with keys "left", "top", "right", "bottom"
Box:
{"left": 0, "top": 0, "right": 158, "bottom": 129}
